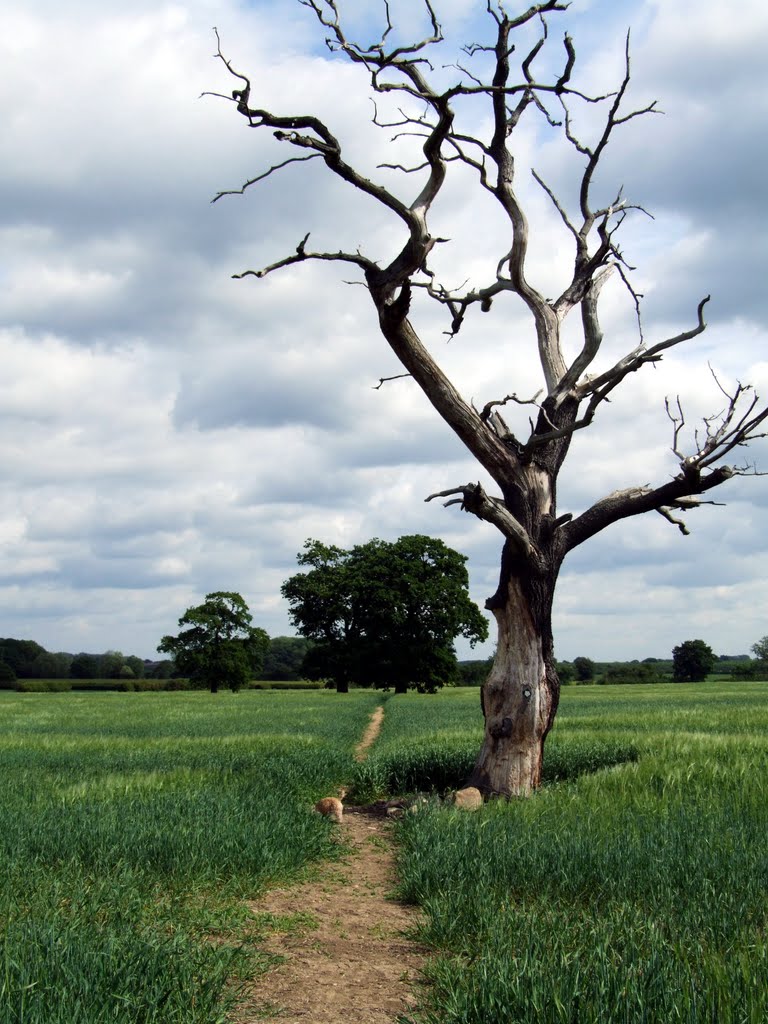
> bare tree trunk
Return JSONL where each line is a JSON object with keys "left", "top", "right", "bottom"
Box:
{"left": 469, "top": 569, "right": 559, "bottom": 797}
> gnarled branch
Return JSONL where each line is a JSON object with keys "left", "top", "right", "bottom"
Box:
{"left": 573, "top": 296, "right": 711, "bottom": 401}
{"left": 667, "top": 369, "right": 768, "bottom": 474}
{"left": 426, "top": 482, "right": 535, "bottom": 556}
{"left": 657, "top": 498, "right": 725, "bottom": 536}
{"left": 231, "top": 233, "right": 377, "bottom": 280}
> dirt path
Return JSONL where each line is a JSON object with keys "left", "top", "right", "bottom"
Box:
{"left": 229, "top": 705, "right": 425, "bottom": 1023}
{"left": 354, "top": 703, "right": 385, "bottom": 761}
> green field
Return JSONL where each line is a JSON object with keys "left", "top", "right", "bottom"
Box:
{"left": 0, "top": 683, "right": 765, "bottom": 1023}
{"left": 0, "top": 689, "right": 379, "bottom": 1023}
{"left": 392, "top": 684, "right": 768, "bottom": 1023}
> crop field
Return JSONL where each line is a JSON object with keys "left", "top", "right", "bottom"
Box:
{"left": 392, "top": 683, "right": 768, "bottom": 1024}
{"left": 0, "top": 689, "right": 380, "bottom": 1023}
{"left": 0, "top": 683, "right": 765, "bottom": 1023}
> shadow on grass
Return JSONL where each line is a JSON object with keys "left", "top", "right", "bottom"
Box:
{"left": 348, "top": 738, "right": 639, "bottom": 803}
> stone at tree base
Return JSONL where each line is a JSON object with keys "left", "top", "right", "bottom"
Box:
{"left": 452, "top": 787, "right": 483, "bottom": 811}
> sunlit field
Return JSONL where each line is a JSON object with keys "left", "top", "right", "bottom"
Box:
{"left": 0, "top": 689, "right": 379, "bottom": 1023}
{"left": 391, "top": 683, "right": 768, "bottom": 1024}
{"left": 0, "top": 683, "right": 765, "bottom": 1023}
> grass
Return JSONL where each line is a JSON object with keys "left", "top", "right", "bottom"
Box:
{"left": 2, "top": 682, "right": 766, "bottom": 1023}
{"left": 349, "top": 688, "right": 638, "bottom": 801}
{"left": 0, "top": 689, "right": 381, "bottom": 1023}
{"left": 391, "top": 683, "right": 768, "bottom": 1024}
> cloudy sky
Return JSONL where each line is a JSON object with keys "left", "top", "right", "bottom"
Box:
{"left": 1, "top": 0, "right": 767, "bottom": 664}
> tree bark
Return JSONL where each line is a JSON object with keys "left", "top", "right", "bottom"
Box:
{"left": 469, "top": 558, "right": 560, "bottom": 797}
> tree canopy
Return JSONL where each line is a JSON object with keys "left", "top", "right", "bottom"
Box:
{"left": 0, "top": 639, "right": 46, "bottom": 679}
{"left": 672, "top": 639, "right": 716, "bottom": 683}
{"left": 751, "top": 636, "right": 768, "bottom": 662}
{"left": 158, "top": 591, "right": 268, "bottom": 693}
{"left": 573, "top": 656, "right": 595, "bottom": 682}
{"left": 282, "top": 535, "right": 488, "bottom": 693}
{"left": 258, "top": 636, "right": 315, "bottom": 681}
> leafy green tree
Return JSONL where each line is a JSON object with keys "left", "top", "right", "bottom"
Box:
{"left": 672, "top": 640, "right": 716, "bottom": 683}
{"left": 125, "top": 655, "right": 146, "bottom": 679}
{"left": 573, "top": 656, "right": 595, "bottom": 682}
{"left": 70, "top": 653, "right": 100, "bottom": 679}
{"left": 282, "top": 535, "right": 488, "bottom": 694}
{"left": 751, "top": 636, "right": 768, "bottom": 661}
{"left": 158, "top": 592, "right": 269, "bottom": 693}
{"left": 148, "top": 659, "right": 176, "bottom": 680}
{"left": 30, "top": 651, "right": 72, "bottom": 679}
{"left": 601, "top": 662, "right": 667, "bottom": 685}
{"left": 0, "top": 661, "right": 16, "bottom": 688}
{"left": 99, "top": 650, "right": 125, "bottom": 679}
{"left": 258, "top": 636, "right": 314, "bottom": 681}
{"left": 731, "top": 661, "right": 768, "bottom": 681}
{"left": 0, "top": 639, "right": 46, "bottom": 679}
{"left": 556, "top": 662, "right": 575, "bottom": 685}
{"left": 457, "top": 657, "right": 494, "bottom": 687}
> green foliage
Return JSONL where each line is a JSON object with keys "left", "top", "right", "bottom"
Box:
{"left": 600, "top": 662, "right": 668, "bottom": 685}
{"left": 0, "top": 643, "right": 151, "bottom": 682}
{"left": 124, "top": 655, "right": 146, "bottom": 678}
{"left": 573, "top": 655, "right": 595, "bottom": 681}
{"left": 15, "top": 679, "right": 72, "bottom": 692}
{"left": 99, "top": 649, "right": 126, "bottom": 678}
{"left": 70, "top": 652, "right": 101, "bottom": 679}
{"left": 751, "top": 635, "right": 768, "bottom": 661}
{"left": 456, "top": 658, "right": 492, "bottom": 686}
{"left": 730, "top": 660, "right": 768, "bottom": 681}
{"left": 673, "top": 639, "right": 716, "bottom": 682}
{"left": 71, "top": 678, "right": 135, "bottom": 692}
{"left": 30, "top": 650, "right": 73, "bottom": 678}
{"left": 282, "top": 535, "right": 488, "bottom": 693}
{"left": 0, "top": 660, "right": 16, "bottom": 687}
{"left": 54, "top": 677, "right": 222, "bottom": 693}
{"left": 257, "top": 635, "right": 314, "bottom": 681}
{"left": 556, "top": 661, "right": 575, "bottom": 684}
{"left": 158, "top": 591, "right": 269, "bottom": 693}
{"left": 248, "top": 679, "right": 324, "bottom": 690}
{"left": 148, "top": 658, "right": 176, "bottom": 679}
{"left": 0, "top": 637, "right": 46, "bottom": 678}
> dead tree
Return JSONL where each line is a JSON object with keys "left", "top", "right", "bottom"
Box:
{"left": 208, "top": 1, "right": 768, "bottom": 796}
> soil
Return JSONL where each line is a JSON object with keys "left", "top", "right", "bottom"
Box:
{"left": 354, "top": 704, "right": 385, "bottom": 761}
{"left": 228, "top": 704, "right": 427, "bottom": 1023}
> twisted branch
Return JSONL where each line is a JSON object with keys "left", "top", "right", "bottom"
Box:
{"left": 426, "top": 482, "right": 535, "bottom": 556}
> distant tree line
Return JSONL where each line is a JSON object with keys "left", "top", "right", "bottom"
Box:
{"left": 0, "top": 632, "right": 314, "bottom": 690}
{"left": 4, "top": 577, "right": 768, "bottom": 695}
{"left": 0, "top": 639, "right": 173, "bottom": 685}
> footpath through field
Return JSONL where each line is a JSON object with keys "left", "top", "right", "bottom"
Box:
{"left": 229, "top": 701, "right": 425, "bottom": 1024}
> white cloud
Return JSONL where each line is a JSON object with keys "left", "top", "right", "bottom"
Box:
{"left": 0, "top": 0, "right": 765, "bottom": 666}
